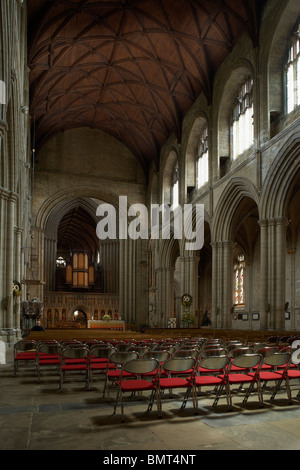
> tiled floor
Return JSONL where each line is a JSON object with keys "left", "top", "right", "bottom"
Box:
{"left": 1, "top": 347, "right": 300, "bottom": 454}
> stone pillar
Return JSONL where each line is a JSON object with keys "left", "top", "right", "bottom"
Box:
{"left": 6, "top": 193, "right": 17, "bottom": 329}
{"left": 274, "top": 217, "right": 288, "bottom": 330}
{"left": 179, "top": 255, "right": 199, "bottom": 325}
{"left": 211, "top": 240, "right": 233, "bottom": 329}
{"left": 211, "top": 242, "right": 219, "bottom": 328}
{"left": 0, "top": 189, "right": 8, "bottom": 329}
{"left": 14, "top": 227, "right": 22, "bottom": 330}
{"left": 259, "top": 219, "right": 268, "bottom": 329}
{"left": 156, "top": 265, "right": 175, "bottom": 327}
{"left": 222, "top": 241, "right": 234, "bottom": 329}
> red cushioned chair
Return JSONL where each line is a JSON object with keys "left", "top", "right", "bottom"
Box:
{"left": 156, "top": 357, "right": 197, "bottom": 416}
{"left": 225, "top": 353, "right": 263, "bottom": 411}
{"left": 89, "top": 344, "right": 116, "bottom": 387}
{"left": 102, "top": 351, "right": 139, "bottom": 398}
{"left": 14, "top": 340, "right": 37, "bottom": 376}
{"left": 191, "top": 355, "right": 231, "bottom": 412}
{"left": 258, "top": 352, "right": 293, "bottom": 405}
{"left": 114, "top": 358, "right": 161, "bottom": 421}
{"left": 36, "top": 342, "right": 63, "bottom": 383}
{"left": 59, "top": 344, "right": 90, "bottom": 390}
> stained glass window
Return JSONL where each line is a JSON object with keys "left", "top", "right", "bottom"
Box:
{"left": 234, "top": 254, "right": 245, "bottom": 305}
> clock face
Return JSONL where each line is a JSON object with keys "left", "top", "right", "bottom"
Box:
{"left": 182, "top": 294, "right": 192, "bottom": 305}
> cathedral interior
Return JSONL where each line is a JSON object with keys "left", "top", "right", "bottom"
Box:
{"left": 1, "top": 0, "right": 300, "bottom": 454}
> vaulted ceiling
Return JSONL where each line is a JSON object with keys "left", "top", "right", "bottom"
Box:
{"left": 28, "top": 0, "right": 262, "bottom": 173}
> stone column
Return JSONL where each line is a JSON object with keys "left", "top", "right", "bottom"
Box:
{"left": 14, "top": 227, "right": 22, "bottom": 330}
{"left": 6, "top": 193, "right": 17, "bottom": 329}
{"left": 0, "top": 189, "right": 8, "bottom": 329}
{"left": 211, "top": 242, "right": 219, "bottom": 328}
{"left": 156, "top": 265, "right": 175, "bottom": 327}
{"left": 222, "top": 241, "right": 234, "bottom": 329}
{"left": 258, "top": 219, "right": 268, "bottom": 329}
{"left": 179, "top": 255, "right": 199, "bottom": 325}
{"left": 274, "top": 217, "right": 288, "bottom": 330}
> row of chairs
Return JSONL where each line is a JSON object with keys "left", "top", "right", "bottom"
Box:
{"left": 113, "top": 349, "right": 300, "bottom": 421}
{"left": 12, "top": 337, "right": 300, "bottom": 421}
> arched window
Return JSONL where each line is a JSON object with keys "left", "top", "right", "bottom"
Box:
{"left": 286, "top": 21, "right": 300, "bottom": 114}
{"left": 234, "top": 254, "right": 245, "bottom": 305}
{"left": 172, "top": 164, "right": 179, "bottom": 207}
{"left": 197, "top": 125, "right": 209, "bottom": 188}
{"left": 231, "top": 78, "right": 254, "bottom": 160}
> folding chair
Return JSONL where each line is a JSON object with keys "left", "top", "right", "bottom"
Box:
{"left": 14, "top": 340, "right": 37, "bottom": 376}
{"left": 226, "top": 353, "right": 263, "bottom": 410}
{"left": 156, "top": 357, "right": 197, "bottom": 416}
{"left": 89, "top": 344, "right": 116, "bottom": 386}
{"left": 102, "top": 351, "right": 139, "bottom": 398}
{"left": 59, "top": 344, "right": 90, "bottom": 390}
{"left": 191, "top": 355, "right": 231, "bottom": 412}
{"left": 114, "top": 358, "right": 160, "bottom": 421}
{"left": 36, "top": 342, "right": 62, "bottom": 383}
{"left": 258, "top": 352, "right": 293, "bottom": 405}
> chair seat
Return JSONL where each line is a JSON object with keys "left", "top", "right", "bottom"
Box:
{"left": 64, "top": 358, "right": 88, "bottom": 364}
{"left": 286, "top": 369, "right": 300, "bottom": 379}
{"left": 227, "top": 373, "right": 259, "bottom": 384}
{"left": 62, "top": 364, "right": 88, "bottom": 371}
{"left": 119, "top": 379, "right": 156, "bottom": 392}
{"left": 15, "top": 353, "right": 36, "bottom": 360}
{"left": 257, "top": 371, "right": 284, "bottom": 381}
{"left": 90, "top": 357, "right": 109, "bottom": 363}
{"left": 159, "top": 377, "right": 191, "bottom": 389}
{"left": 194, "top": 375, "right": 225, "bottom": 386}
{"left": 39, "top": 359, "right": 60, "bottom": 365}
{"left": 90, "top": 362, "right": 116, "bottom": 370}
{"left": 107, "top": 370, "right": 136, "bottom": 378}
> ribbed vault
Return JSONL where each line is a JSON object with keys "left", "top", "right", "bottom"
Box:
{"left": 28, "top": 0, "right": 263, "bottom": 173}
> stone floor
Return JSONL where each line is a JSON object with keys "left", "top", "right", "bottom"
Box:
{"left": 1, "top": 347, "right": 300, "bottom": 457}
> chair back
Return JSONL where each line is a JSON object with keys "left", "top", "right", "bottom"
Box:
{"left": 262, "top": 352, "right": 291, "bottom": 369}
{"left": 229, "top": 353, "right": 262, "bottom": 372}
{"left": 14, "top": 340, "right": 37, "bottom": 353}
{"left": 198, "top": 355, "right": 229, "bottom": 372}
{"left": 115, "top": 343, "right": 134, "bottom": 352}
{"left": 108, "top": 351, "right": 139, "bottom": 366}
{"left": 257, "top": 346, "right": 278, "bottom": 357}
{"left": 202, "top": 348, "right": 227, "bottom": 358}
{"left": 128, "top": 345, "right": 151, "bottom": 356}
{"left": 226, "top": 343, "right": 245, "bottom": 352}
{"left": 229, "top": 347, "right": 253, "bottom": 358}
{"left": 173, "top": 349, "right": 199, "bottom": 359}
{"left": 90, "top": 344, "right": 114, "bottom": 358}
{"left": 122, "top": 358, "right": 159, "bottom": 376}
{"left": 250, "top": 342, "right": 268, "bottom": 352}
{"left": 37, "top": 342, "right": 63, "bottom": 356}
{"left": 141, "top": 350, "right": 171, "bottom": 362}
{"left": 162, "top": 357, "right": 196, "bottom": 374}
{"left": 61, "top": 344, "right": 90, "bottom": 360}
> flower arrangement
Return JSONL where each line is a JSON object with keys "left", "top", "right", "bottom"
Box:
{"left": 13, "top": 281, "right": 22, "bottom": 298}
{"left": 182, "top": 311, "right": 194, "bottom": 325}
{"left": 102, "top": 314, "right": 111, "bottom": 322}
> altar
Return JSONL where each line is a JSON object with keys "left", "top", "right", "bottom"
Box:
{"left": 87, "top": 319, "right": 125, "bottom": 331}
